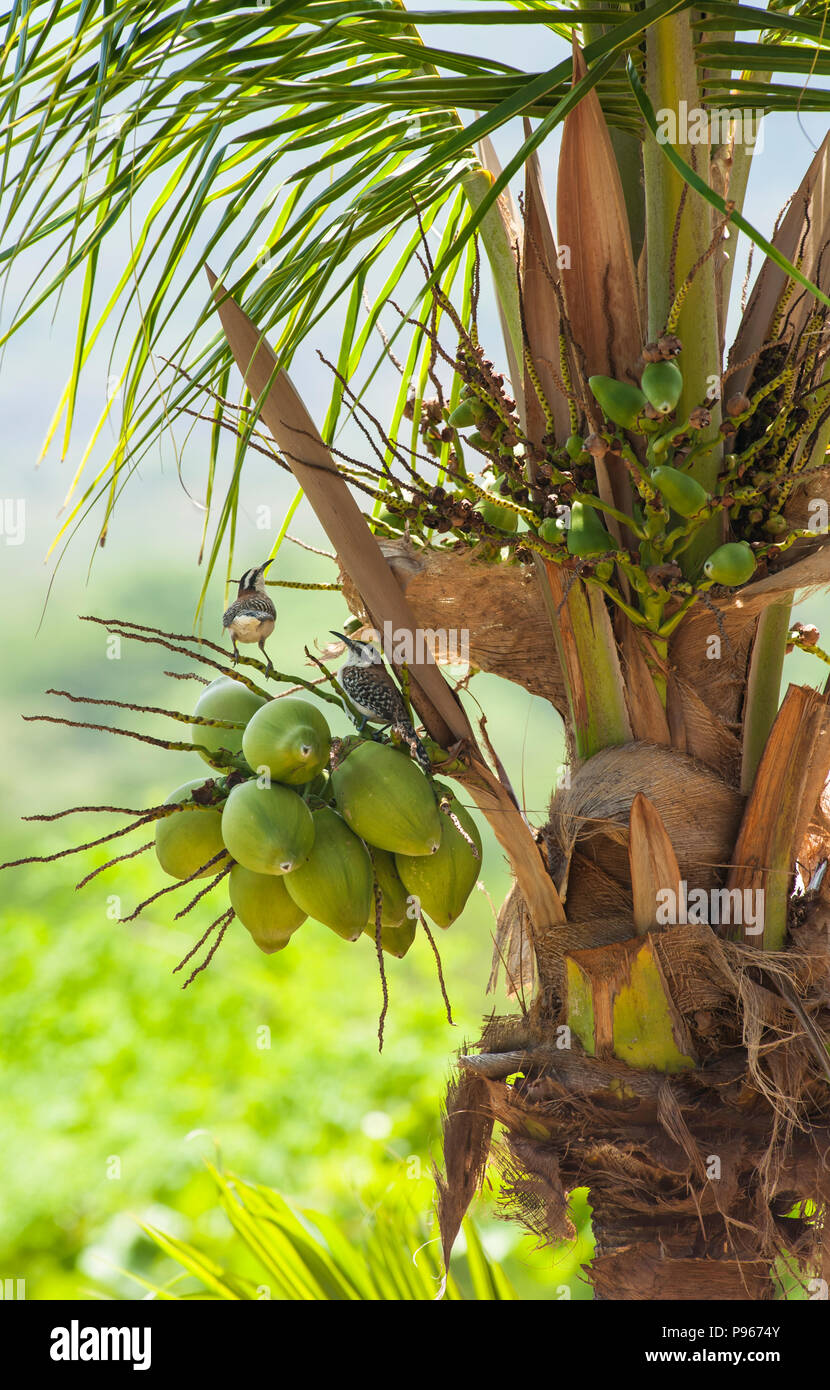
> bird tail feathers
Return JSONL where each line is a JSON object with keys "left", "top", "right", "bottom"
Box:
{"left": 399, "top": 720, "right": 432, "bottom": 777}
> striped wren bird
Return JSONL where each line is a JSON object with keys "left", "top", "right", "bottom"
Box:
{"left": 331, "top": 631, "right": 431, "bottom": 775}
{"left": 223, "top": 560, "right": 276, "bottom": 676}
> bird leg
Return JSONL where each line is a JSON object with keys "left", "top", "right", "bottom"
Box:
{"left": 350, "top": 713, "right": 382, "bottom": 743}
{"left": 258, "top": 639, "right": 275, "bottom": 679}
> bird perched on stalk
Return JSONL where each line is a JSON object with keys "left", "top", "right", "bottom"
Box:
{"left": 223, "top": 560, "right": 276, "bottom": 676}
{"left": 331, "top": 631, "right": 432, "bottom": 775}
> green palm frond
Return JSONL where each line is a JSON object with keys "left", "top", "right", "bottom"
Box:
{"left": 627, "top": 57, "right": 830, "bottom": 312}
{"left": 136, "top": 1165, "right": 520, "bottom": 1300}
{"left": 3, "top": 0, "right": 830, "bottom": 588}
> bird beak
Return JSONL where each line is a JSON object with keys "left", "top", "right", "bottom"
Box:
{"left": 330, "top": 630, "right": 355, "bottom": 651}
{"left": 260, "top": 557, "right": 275, "bottom": 572}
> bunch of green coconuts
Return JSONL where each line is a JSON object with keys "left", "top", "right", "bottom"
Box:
{"left": 429, "top": 346, "right": 776, "bottom": 625}
{"left": 154, "top": 677, "right": 481, "bottom": 958}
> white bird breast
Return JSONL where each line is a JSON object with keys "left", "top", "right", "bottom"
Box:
{"left": 230, "top": 613, "right": 275, "bottom": 642}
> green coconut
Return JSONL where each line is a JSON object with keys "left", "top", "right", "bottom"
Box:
{"left": 363, "top": 840, "right": 417, "bottom": 954}
{"left": 363, "top": 915, "right": 417, "bottom": 958}
{"left": 641, "top": 360, "right": 683, "bottom": 414}
{"left": 368, "top": 847, "right": 409, "bottom": 928}
{"left": 566, "top": 500, "right": 613, "bottom": 557}
{"left": 538, "top": 516, "right": 568, "bottom": 545}
{"left": 703, "top": 541, "right": 757, "bottom": 586}
{"left": 191, "top": 676, "right": 267, "bottom": 768}
{"left": 284, "top": 807, "right": 373, "bottom": 941}
{"left": 229, "top": 864, "right": 306, "bottom": 953}
{"left": 650, "top": 465, "right": 709, "bottom": 518}
{"left": 331, "top": 741, "right": 441, "bottom": 856}
{"left": 395, "top": 783, "right": 482, "bottom": 928}
{"left": 154, "top": 778, "right": 229, "bottom": 880}
{"left": 589, "top": 375, "right": 648, "bottom": 430}
{"left": 221, "top": 780, "right": 315, "bottom": 875}
{"left": 242, "top": 696, "right": 331, "bottom": 785}
{"left": 477, "top": 496, "right": 518, "bottom": 532}
{"left": 448, "top": 398, "right": 477, "bottom": 429}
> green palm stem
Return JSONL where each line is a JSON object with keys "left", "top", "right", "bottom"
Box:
{"left": 740, "top": 596, "right": 792, "bottom": 795}
{"left": 643, "top": 6, "right": 723, "bottom": 574}
{"left": 460, "top": 167, "right": 522, "bottom": 369}
{"left": 641, "top": 592, "right": 669, "bottom": 705}
{"left": 541, "top": 565, "right": 632, "bottom": 760}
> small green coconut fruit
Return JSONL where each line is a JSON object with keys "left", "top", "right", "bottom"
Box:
{"left": 331, "top": 741, "right": 441, "bottom": 856}
{"left": 641, "top": 360, "right": 683, "bottom": 415}
{"left": 538, "top": 515, "right": 568, "bottom": 545}
{"left": 191, "top": 677, "right": 267, "bottom": 768}
{"left": 448, "top": 398, "right": 477, "bottom": 429}
{"left": 155, "top": 779, "right": 229, "bottom": 880}
{"left": 364, "top": 914, "right": 417, "bottom": 958}
{"left": 229, "top": 864, "right": 306, "bottom": 953}
{"left": 284, "top": 806, "right": 373, "bottom": 941}
{"left": 395, "top": 783, "right": 481, "bottom": 928}
{"left": 242, "top": 697, "right": 331, "bottom": 786}
{"left": 566, "top": 500, "right": 613, "bottom": 557}
{"left": 703, "top": 541, "right": 757, "bottom": 586}
{"left": 221, "top": 780, "right": 315, "bottom": 874}
{"left": 477, "top": 496, "right": 518, "bottom": 532}
{"left": 565, "top": 433, "right": 590, "bottom": 463}
{"left": 588, "top": 375, "right": 647, "bottom": 430}
{"left": 650, "top": 465, "right": 709, "bottom": 517}
{"left": 368, "top": 847, "right": 410, "bottom": 928}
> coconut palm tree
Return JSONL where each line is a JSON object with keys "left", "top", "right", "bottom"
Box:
{"left": 4, "top": 0, "right": 830, "bottom": 1300}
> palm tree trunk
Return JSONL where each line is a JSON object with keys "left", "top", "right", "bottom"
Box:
{"left": 396, "top": 531, "right": 830, "bottom": 1298}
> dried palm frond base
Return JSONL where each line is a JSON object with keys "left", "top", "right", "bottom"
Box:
{"left": 441, "top": 911, "right": 830, "bottom": 1301}
{"left": 436, "top": 715, "right": 830, "bottom": 1301}
{"left": 339, "top": 539, "right": 569, "bottom": 713}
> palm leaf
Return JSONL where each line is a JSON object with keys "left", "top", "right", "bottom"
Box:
{"left": 626, "top": 56, "right": 830, "bottom": 314}
{"left": 4, "top": 0, "right": 830, "bottom": 571}
{"left": 0, "top": 0, "right": 676, "bottom": 539}
{"left": 138, "top": 1223, "right": 252, "bottom": 1300}
{"left": 136, "top": 1167, "right": 517, "bottom": 1300}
